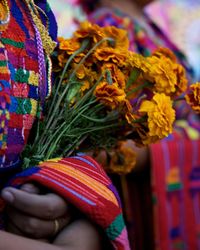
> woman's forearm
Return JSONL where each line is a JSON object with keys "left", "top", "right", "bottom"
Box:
{"left": 0, "top": 231, "right": 62, "bottom": 250}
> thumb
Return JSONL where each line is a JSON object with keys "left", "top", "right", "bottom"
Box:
{"left": 1, "top": 187, "right": 16, "bottom": 203}
{"left": 20, "top": 183, "right": 40, "bottom": 194}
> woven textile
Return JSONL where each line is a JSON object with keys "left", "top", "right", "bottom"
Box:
{"left": 0, "top": 0, "right": 57, "bottom": 171}
{"left": 8, "top": 155, "right": 130, "bottom": 249}
{"left": 151, "top": 139, "right": 200, "bottom": 250}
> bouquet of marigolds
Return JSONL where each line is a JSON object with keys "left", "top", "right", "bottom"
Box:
{"left": 22, "top": 21, "right": 200, "bottom": 173}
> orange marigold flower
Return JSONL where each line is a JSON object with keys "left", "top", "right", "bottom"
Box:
{"left": 59, "top": 38, "right": 80, "bottom": 54}
{"left": 125, "top": 111, "right": 137, "bottom": 125}
{"left": 104, "top": 141, "right": 136, "bottom": 174}
{"left": 58, "top": 53, "right": 68, "bottom": 68}
{"left": 94, "top": 82, "right": 126, "bottom": 109}
{"left": 103, "top": 26, "right": 129, "bottom": 50}
{"left": 185, "top": 82, "right": 200, "bottom": 113}
{"left": 101, "top": 63, "right": 126, "bottom": 89}
{"left": 94, "top": 47, "right": 128, "bottom": 66}
{"left": 153, "top": 47, "right": 177, "bottom": 62}
{"left": 81, "top": 80, "right": 90, "bottom": 92}
{"left": 120, "top": 100, "right": 137, "bottom": 124}
{"left": 75, "top": 64, "right": 86, "bottom": 79}
{"left": 139, "top": 93, "right": 175, "bottom": 140}
{"left": 74, "top": 21, "right": 105, "bottom": 43}
{"left": 146, "top": 49, "right": 188, "bottom": 96}
{"left": 135, "top": 126, "right": 159, "bottom": 146}
{"left": 173, "top": 64, "right": 188, "bottom": 96}
{"left": 57, "top": 37, "right": 65, "bottom": 43}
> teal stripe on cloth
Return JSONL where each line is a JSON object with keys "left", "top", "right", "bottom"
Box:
{"left": 1, "top": 38, "right": 24, "bottom": 48}
{"left": 106, "top": 214, "right": 125, "bottom": 240}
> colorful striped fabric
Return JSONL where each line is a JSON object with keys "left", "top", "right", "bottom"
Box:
{"left": 151, "top": 139, "right": 200, "bottom": 250}
{"left": 8, "top": 155, "right": 130, "bottom": 249}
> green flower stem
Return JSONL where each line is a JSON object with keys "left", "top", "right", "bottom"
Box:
{"left": 61, "top": 123, "right": 121, "bottom": 158}
{"left": 46, "top": 39, "right": 90, "bottom": 121}
{"left": 41, "top": 99, "right": 98, "bottom": 158}
{"left": 43, "top": 38, "right": 111, "bottom": 137}
{"left": 63, "top": 135, "right": 84, "bottom": 157}
{"left": 80, "top": 112, "right": 118, "bottom": 123}
{"left": 126, "top": 68, "right": 140, "bottom": 89}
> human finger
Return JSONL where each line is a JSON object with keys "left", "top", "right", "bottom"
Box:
{"left": 1, "top": 187, "right": 69, "bottom": 219}
{"left": 6, "top": 206, "right": 71, "bottom": 239}
{"left": 20, "top": 183, "right": 40, "bottom": 194}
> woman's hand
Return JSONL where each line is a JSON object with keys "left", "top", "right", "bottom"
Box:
{"left": 1, "top": 184, "right": 107, "bottom": 249}
{"left": 53, "top": 219, "right": 105, "bottom": 250}
{"left": 0, "top": 219, "right": 106, "bottom": 250}
{"left": 1, "top": 183, "right": 71, "bottom": 239}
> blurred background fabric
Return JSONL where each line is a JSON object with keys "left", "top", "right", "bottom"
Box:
{"left": 48, "top": 0, "right": 200, "bottom": 81}
{"left": 145, "top": 0, "right": 200, "bottom": 81}
{"left": 48, "top": 0, "right": 86, "bottom": 38}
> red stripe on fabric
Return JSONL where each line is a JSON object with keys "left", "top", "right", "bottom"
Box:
{"left": 170, "top": 194, "right": 180, "bottom": 232}
{"left": 0, "top": 74, "right": 10, "bottom": 80}
{"left": 39, "top": 166, "right": 120, "bottom": 215}
{"left": 40, "top": 167, "right": 100, "bottom": 203}
{"left": 183, "top": 140, "right": 197, "bottom": 248}
{"left": 168, "top": 140, "right": 179, "bottom": 245}
{"left": 38, "top": 164, "right": 117, "bottom": 206}
{"left": 60, "top": 156, "right": 110, "bottom": 183}
{"left": 58, "top": 157, "right": 110, "bottom": 185}
{"left": 151, "top": 142, "right": 170, "bottom": 250}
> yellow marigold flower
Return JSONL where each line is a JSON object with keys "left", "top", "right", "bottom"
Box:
{"left": 94, "top": 82, "right": 126, "bottom": 109}
{"left": 104, "top": 141, "right": 136, "bottom": 174}
{"left": 94, "top": 47, "right": 128, "bottom": 66}
{"left": 185, "top": 82, "right": 200, "bottom": 113}
{"left": 59, "top": 38, "right": 80, "bottom": 54}
{"left": 147, "top": 48, "right": 188, "bottom": 96}
{"left": 139, "top": 93, "right": 175, "bottom": 140}
{"left": 127, "top": 52, "right": 149, "bottom": 72}
{"left": 145, "top": 56, "right": 177, "bottom": 95}
{"left": 103, "top": 26, "right": 129, "bottom": 50}
{"left": 74, "top": 21, "right": 104, "bottom": 43}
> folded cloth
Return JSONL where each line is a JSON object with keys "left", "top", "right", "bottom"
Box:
{"left": 6, "top": 155, "right": 130, "bottom": 250}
